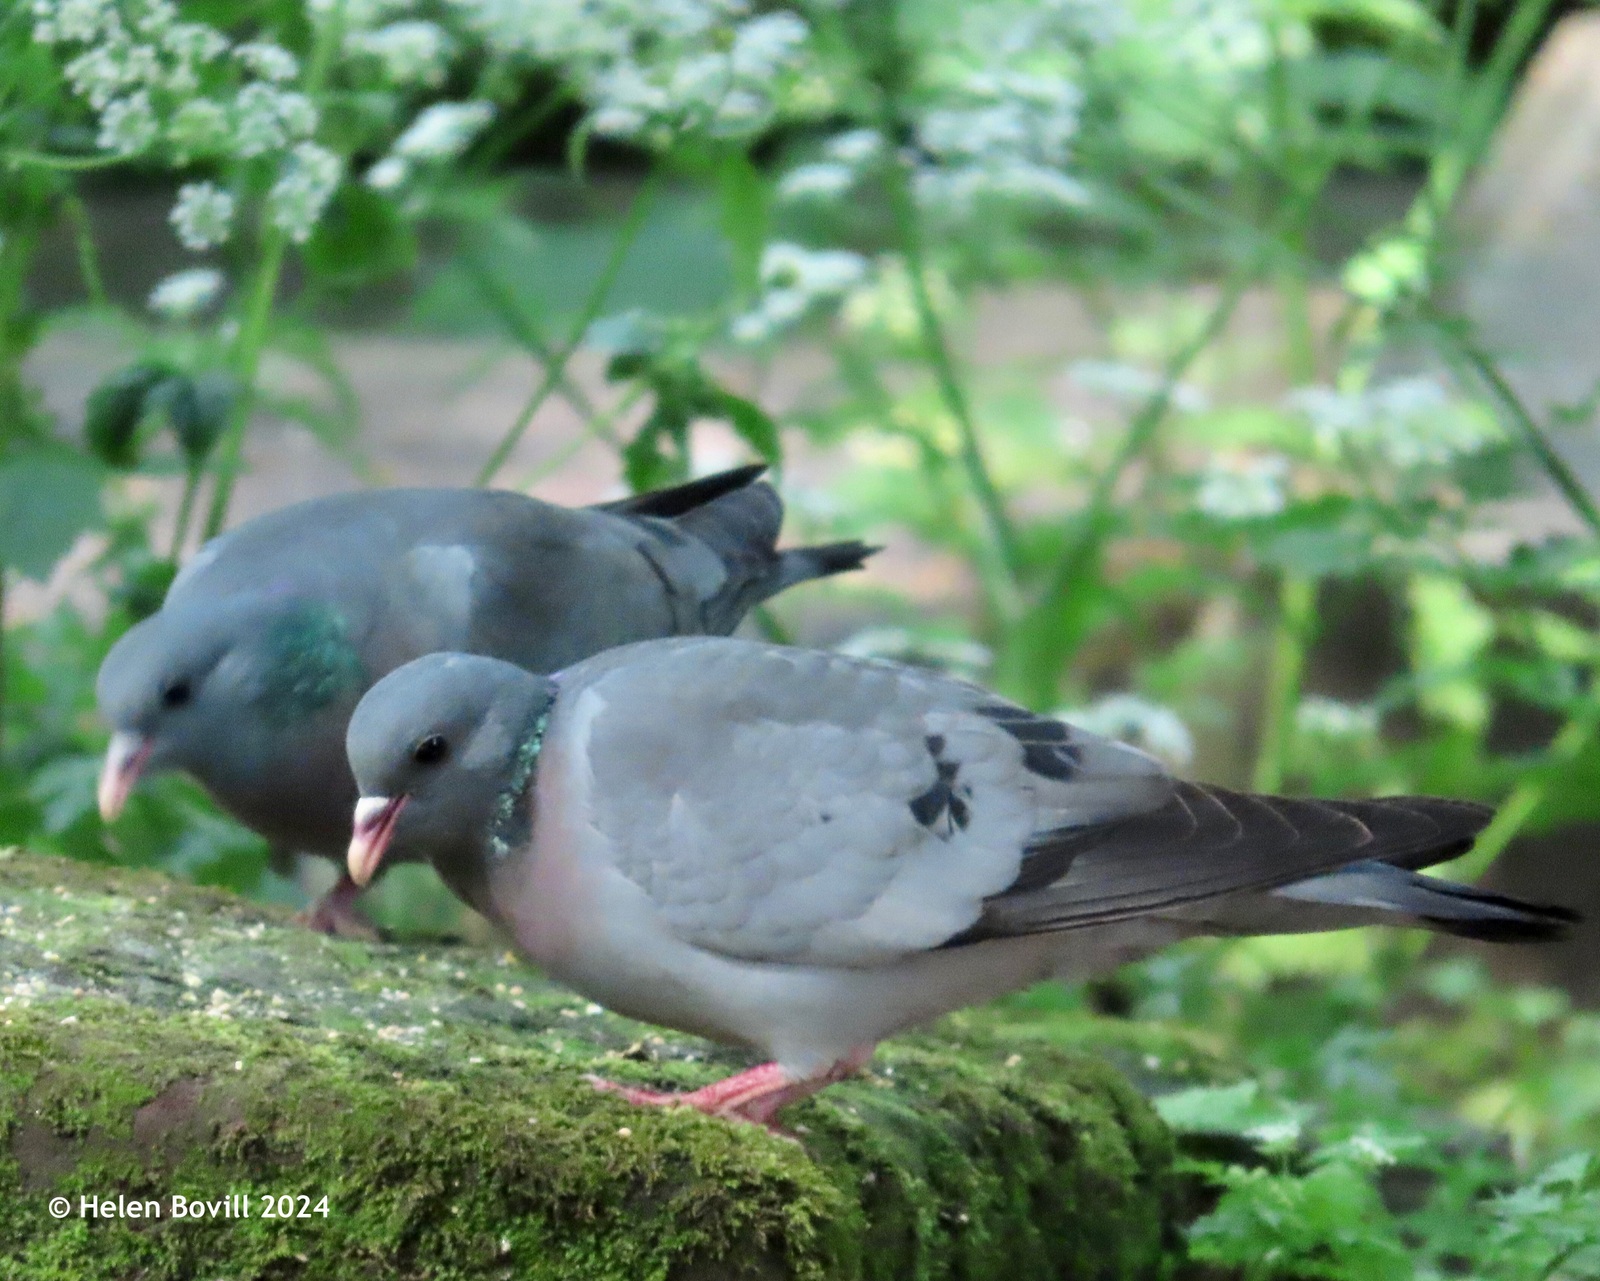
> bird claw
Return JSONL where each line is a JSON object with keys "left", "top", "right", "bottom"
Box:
{"left": 583, "top": 1052, "right": 870, "bottom": 1134}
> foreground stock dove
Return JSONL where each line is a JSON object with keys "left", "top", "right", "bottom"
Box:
{"left": 344, "top": 638, "right": 1574, "bottom": 1125}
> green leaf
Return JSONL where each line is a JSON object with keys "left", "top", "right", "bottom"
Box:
{"left": 177, "top": 370, "right": 239, "bottom": 465}
{"left": 715, "top": 389, "right": 782, "bottom": 466}
{"left": 622, "top": 401, "right": 692, "bottom": 493}
{"left": 0, "top": 447, "right": 104, "bottom": 578}
{"left": 715, "top": 149, "right": 770, "bottom": 299}
{"left": 302, "top": 181, "right": 418, "bottom": 289}
{"left": 83, "top": 361, "right": 172, "bottom": 469}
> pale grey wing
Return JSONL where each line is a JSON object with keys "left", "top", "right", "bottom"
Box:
{"left": 563, "top": 639, "right": 1173, "bottom": 967}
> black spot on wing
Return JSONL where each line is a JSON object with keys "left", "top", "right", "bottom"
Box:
{"left": 910, "top": 735, "right": 973, "bottom": 839}
{"left": 976, "top": 703, "right": 1083, "bottom": 782}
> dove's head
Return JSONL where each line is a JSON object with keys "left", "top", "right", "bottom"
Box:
{"left": 95, "top": 594, "right": 366, "bottom": 822}
{"left": 345, "top": 653, "right": 558, "bottom": 897}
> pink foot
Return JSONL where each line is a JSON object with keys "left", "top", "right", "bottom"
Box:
{"left": 585, "top": 1047, "right": 873, "bottom": 1129}
{"left": 294, "top": 872, "right": 379, "bottom": 940}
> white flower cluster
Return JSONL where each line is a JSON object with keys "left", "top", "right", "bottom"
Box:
{"left": 1068, "top": 359, "right": 1210, "bottom": 413}
{"left": 147, "top": 265, "right": 224, "bottom": 319}
{"left": 1288, "top": 377, "right": 1504, "bottom": 472}
{"left": 1157, "top": 0, "right": 1274, "bottom": 79}
{"left": 777, "top": 128, "right": 881, "bottom": 203}
{"left": 345, "top": 20, "right": 452, "bottom": 87}
{"left": 1195, "top": 453, "right": 1290, "bottom": 521}
{"left": 916, "top": 70, "right": 1088, "bottom": 214}
{"left": 1294, "top": 696, "right": 1380, "bottom": 744}
{"left": 1060, "top": 693, "right": 1195, "bottom": 769}
{"left": 364, "top": 100, "right": 495, "bottom": 191}
{"left": 32, "top": 0, "right": 342, "bottom": 249}
{"left": 730, "top": 242, "right": 870, "bottom": 344}
{"left": 446, "top": 0, "right": 811, "bottom": 148}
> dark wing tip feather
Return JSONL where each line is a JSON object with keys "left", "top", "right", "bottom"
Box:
{"left": 1413, "top": 878, "right": 1582, "bottom": 943}
{"left": 949, "top": 785, "right": 1506, "bottom": 945}
{"left": 593, "top": 464, "right": 769, "bottom": 519}
{"left": 1421, "top": 904, "right": 1581, "bottom": 943}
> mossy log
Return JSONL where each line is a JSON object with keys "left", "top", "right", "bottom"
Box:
{"left": 0, "top": 849, "right": 1186, "bottom": 1280}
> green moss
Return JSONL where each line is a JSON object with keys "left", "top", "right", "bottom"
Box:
{"left": 0, "top": 849, "right": 1182, "bottom": 1279}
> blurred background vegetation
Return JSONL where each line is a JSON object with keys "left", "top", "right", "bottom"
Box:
{"left": 4, "top": 0, "right": 1600, "bottom": 1272}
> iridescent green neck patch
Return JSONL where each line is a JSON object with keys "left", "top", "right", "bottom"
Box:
{"left": 257, "top": 603, "right": 366, "bottom": 723}
{"left": 489, "top": 709, "right": 549, "bottom": 863}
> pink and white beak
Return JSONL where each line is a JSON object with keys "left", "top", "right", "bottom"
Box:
{"left": 98, "top": 731, "right": 153, "bottom": 822}
{"left": 348, "top": 795, "right": 407, "bottom": 887}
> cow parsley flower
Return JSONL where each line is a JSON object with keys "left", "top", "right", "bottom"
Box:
{"left": 233, "top": 83, "right": 318, "bottom": 158}
{"left": 1295, "top": 696, "right": 1379, "bottom": 743}
{"left": 170, "top": 182, "right": 236, "bottom": 251}
{"left": 233, "top": 41, "right": 299, "bottom": 83}
{"left": 32, "top": 0, "right": 121, "bottom": 45}
{"left": 159, "top": 20, "right": 229, "bottom": 67}
{"left": 392, "top": 100, "right": 494, "bottom": 159}
{"left": 268, "top": 142, "right": 343, "bottom": 243}
{"left": 1195, "top": 453, "right": 1290, "bottom": 521}
{"left": 345, "top": 20, "right": 451, "bottom": 86}
{"left": 1068, "top": 359, "right": 1209, "bottom": 413}
{"left": 1288, "top": 377, "right": 1502, "bottom": 471}
{"left": 148, "top": 267, "right": 225, "bottom": 320}
{"left": 732, "top": 242, "right": 869, "bottom": 343}
{"left": 166, "top": 97, "right": 230, "bottom": 162}
{"left": 364, "top": 155, "right": 409, "bottom": 191}
{"left": 64, "top": 44, "right": 135, "bottom": 111}
{"left": 729, "top": 11, "right": 807, "bottom": 79}
{"left": 98, "top": 91, "right": 158, "bottom": 155}
{"left": 777, "top": 162, "right": 855, "bottom": 202}
{"left": 1060, "top": 694, "right": 1195, "bottom": 769}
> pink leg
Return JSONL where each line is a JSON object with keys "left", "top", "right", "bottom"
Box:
{"left": 586, "top": 1046, "right": 873, "bottom": 1128}
{"left": 294, "top": 872, "right": 379, "bottom": 940}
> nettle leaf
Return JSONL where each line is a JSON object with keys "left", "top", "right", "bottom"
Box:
{"left": 0, "top": 447, "right": 105, "bottom": 579}
{"left": 177, "top": 370, "right": 239, "bottom": 466}
{"left": 615, "top": 348, "right": 782, "bottom": 489}
{"left": 1250, "top": 498, "right": 1377, "bottom": 576}
{"left": 302, "top": 181, "right": 418, "bottom": 288}
{"left": 623, "top": 400, "right": 693, "bottom": 492}
{"left": 714, "top": 388, "right": 781, "bottom": 465}
{"left": 83, "top": 361, "right": 173, "bottom": 469}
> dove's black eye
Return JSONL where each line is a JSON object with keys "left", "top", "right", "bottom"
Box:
{"left": 161, "top": 679, "right": 192, "bottom": 709}
{"left": 412, "top": 735, "right": 449, "bottom": 766}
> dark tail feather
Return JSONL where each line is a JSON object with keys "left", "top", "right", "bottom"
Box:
{"left": 594, "top": 464, "right": 769, "bottom": 519}
{"left": 1412, "top": 879, "right": 1581, "bottom": 943}
{"left": 667, "top": 481, "right": 877, "bottom": 627}
{"left": 772, "top": 539, "right": 879, "bottom": 592}
{"left": 1275, "top": 859, "right": 1579, "bottom": 943}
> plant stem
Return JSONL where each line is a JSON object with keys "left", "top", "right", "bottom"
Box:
{"left": 61, "top": 194, "right": 107, "bottom": 307}
{"left": 170, "top": 466, "right": 202, "bottom": 562}
{"left": 0, "top": 569, "right": 7, "bottom": 765}
{"left": 1436, "top": 321, "right": 1600, "bottom": 538}
{"left": 1252, "top": 574, "right": 1316, "bottom": 792}
{"left": 1446, "top": 694, "right": 1600, "bottom": 883}
{"left": 200, "top": 226, "right": 289, "bottom": 539}
{"left": 461, "top": 249, "right": 605, "bottom": 424}
{"left": 475, "top": 171, "right": 658, "bottom": 487}
{"left": 883, "top": 143, "right": 1022, "bottom": 607}
{"left": 1036, "top": 268, "right": 1254, "bottom": 611}
{"left": 2, "top": 150, "right": 127, "bottom": 172}
{"left": 200, "top": 2, "right": 344, "bottom": 538}
{"left": 508, "top": 383, "right": 644, "bottom": 491}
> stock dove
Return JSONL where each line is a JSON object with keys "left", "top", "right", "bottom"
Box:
{"left": 97, "top": 467, "right": 873, "bottom": 932}
{"left": 343, "top": 638, "right": 1574, "bottom": 1125}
